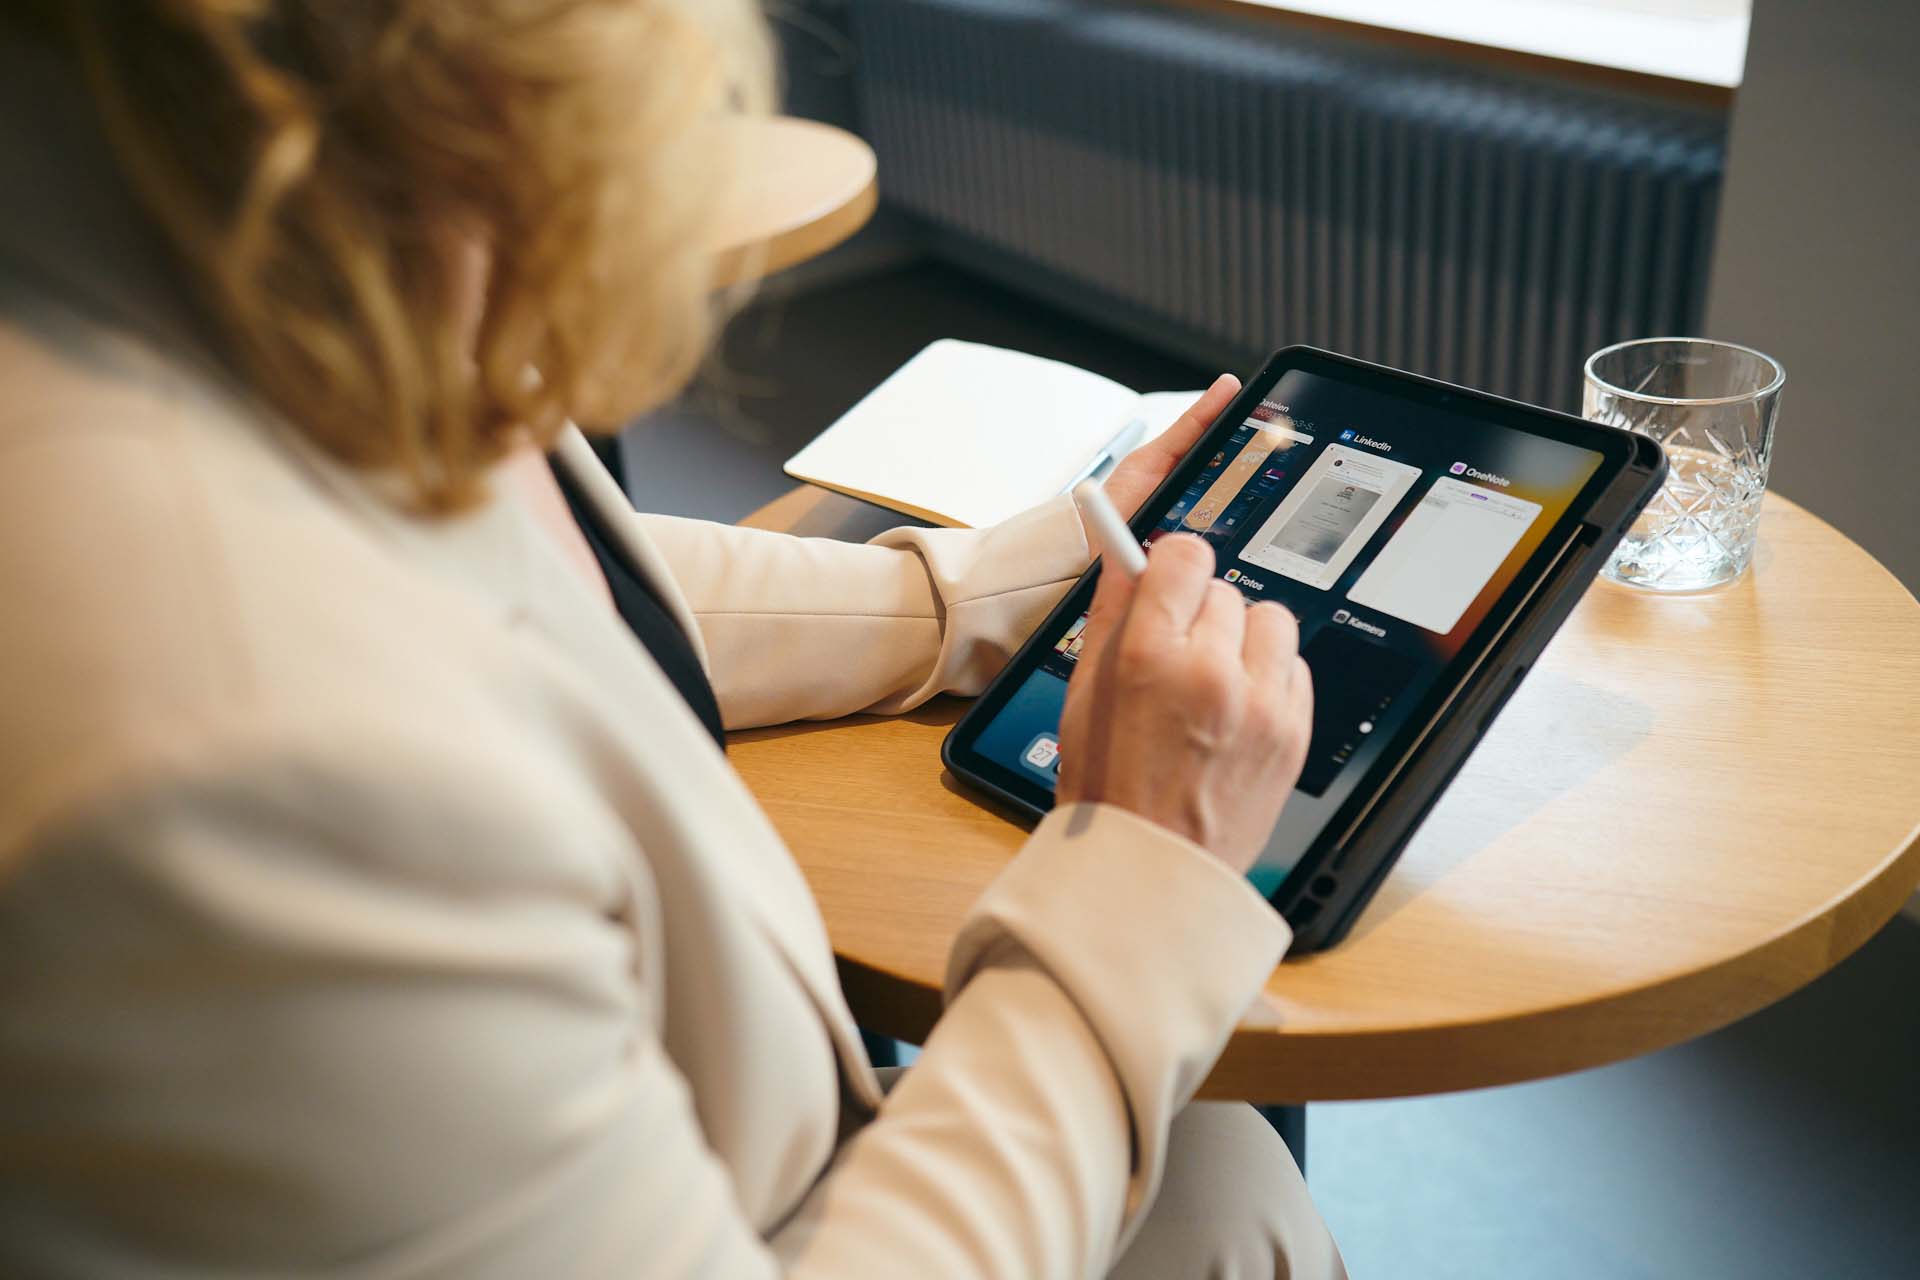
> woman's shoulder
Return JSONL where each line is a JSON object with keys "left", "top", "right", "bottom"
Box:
{"left": 0, "top": 313, "right": 574, "bottom": 872}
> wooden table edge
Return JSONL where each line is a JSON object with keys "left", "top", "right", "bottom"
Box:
{"left": 1202, "top": 816, "right": 1920, "bottom": 1101}
{"left": 744, "top": 481, "right": 1920, "bottom": 1102}
{"left": 821, "top": 803, "right": 1920, "bottom": 1105}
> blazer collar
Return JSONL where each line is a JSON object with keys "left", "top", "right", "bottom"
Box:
{"left": 551, "top": 426, "right": 709, "bottom": 669}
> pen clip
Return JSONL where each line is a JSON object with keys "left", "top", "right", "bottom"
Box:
{"left": 1061, "top": 416, "right": 1149, "bottom": 495}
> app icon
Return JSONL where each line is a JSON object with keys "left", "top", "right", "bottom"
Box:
{"left": 1340, "top": 429, "right": 1355, "bottom": 441}
{"left": 1022, "top": 734, "right": 1061, "bottom": 774}
{"left": 1224, "top": 568, "right": 1241, "bottom": 583}
{"left": 1449, "top": 461, "right": 1468, "bottom": 475}
{"left": 1332, "top": 609, "right": 1351, "bottom": 624}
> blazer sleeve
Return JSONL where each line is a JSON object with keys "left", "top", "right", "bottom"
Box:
{"left": 773, "top": 803, "right": 1292, "bottom": 1275}
{"left": 0, "top": 711, "right": 1286, "bottom": 1280}
{"left": 632, "top": 496, "right": 1090, "bottom": 729}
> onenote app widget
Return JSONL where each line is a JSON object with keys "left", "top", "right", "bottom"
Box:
{"left": 967, "top": 366, "right": 1604, "bottom": 897}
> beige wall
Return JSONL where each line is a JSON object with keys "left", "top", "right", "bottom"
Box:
{"left": 1704, "top": 0, "right": 1920, "bottom": 594}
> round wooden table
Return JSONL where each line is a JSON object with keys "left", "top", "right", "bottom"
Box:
{"left": 711, "top": 117, "right": 877, "bottom": 287}
{"left": 729, "top": 490, "right": 1920, "bottom": 1103}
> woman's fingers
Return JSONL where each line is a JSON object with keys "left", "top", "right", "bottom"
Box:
{"left": 1055, "top": 679, "right": 1092, "bottom": 797}
{"left": 1243, "top": 600, "right": 1302, "bottom": 687}
{"left": 1288, "top": 653, "right": 1314, "bottom": 741}
{"left": 1152, "top": 372, "right": 1241, "bottom": 462}
{"left": 1125, "top": 534, "right": 1216, "bottom": 647}
{"left": 1079, "top": 540, "right": 1137, "bottom": 660}
{"left": 1102, "top": 372, "right": 1241, "bottom": 517}
{"left": 1056, "top": 531, "right": 1315, "bottom": 869}
{"left": 1190, "top": 578, "right": 1248, "bottom": 662}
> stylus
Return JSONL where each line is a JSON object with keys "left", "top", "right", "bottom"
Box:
{"left": 1059, "top": 416, "right": 1149, "bottom": 494}
{"left": 1072, "top": 480, "right": 1149, "bottom": 579}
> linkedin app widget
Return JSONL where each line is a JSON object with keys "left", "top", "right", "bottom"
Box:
{"left": 969, "top": 368, "right": 1603, "bottom": 894}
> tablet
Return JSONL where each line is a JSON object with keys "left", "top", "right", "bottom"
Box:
{"left": 943, "top": 347, "right": 1667, "bottom": 951}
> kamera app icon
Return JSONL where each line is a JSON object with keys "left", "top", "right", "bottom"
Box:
{"left": 1332, "top": 609, "right": 1351, "bottom": 624}
{"left": 1449, "top": 461, "right": 1469, "bottom": 475}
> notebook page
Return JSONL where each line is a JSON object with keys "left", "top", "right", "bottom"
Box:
{"left": 783, "top": 340, "right": 1141, "bottom": 527}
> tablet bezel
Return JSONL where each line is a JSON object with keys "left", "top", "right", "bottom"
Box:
{"left": 943, "top": 346, "right": 1645, "bottom": 904}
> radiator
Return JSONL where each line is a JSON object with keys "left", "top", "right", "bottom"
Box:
{"left": 846, "top": 0, "right": 1726, "bottom": 410}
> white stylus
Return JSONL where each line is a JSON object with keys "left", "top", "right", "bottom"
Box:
{"left": 1072, "top": 480, "right": 1149, "bottom": 579}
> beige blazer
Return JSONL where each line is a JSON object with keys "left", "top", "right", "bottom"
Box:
{"left": 0, "top": 59, "right": 1290, "bottom": 1278}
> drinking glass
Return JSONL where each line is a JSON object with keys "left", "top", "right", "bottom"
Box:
{"left": 1586, "top": 338, "right": 1785, "bottom": 591}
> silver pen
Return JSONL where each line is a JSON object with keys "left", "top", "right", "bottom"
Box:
{"left": 1061, "top": 416, "right": 1149, "bottom": 495}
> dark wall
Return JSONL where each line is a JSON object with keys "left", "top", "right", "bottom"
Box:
{"left": 1704, "top": 0, "right": 1920, "bottom": 589}
{"left": 771, "top": 0, "right": 861, "bottom": 130}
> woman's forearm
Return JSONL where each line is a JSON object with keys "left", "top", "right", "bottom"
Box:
{"left": 634, "top": 496, "right": 1091, "bottom": 728}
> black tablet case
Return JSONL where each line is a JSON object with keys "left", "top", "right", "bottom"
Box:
{"left": 944, "top": 351, "right": 1667, "bottom": 952}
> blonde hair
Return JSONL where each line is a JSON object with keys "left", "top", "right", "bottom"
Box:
{"left": 22, "top": 1, "right": 773, "bottom": 510}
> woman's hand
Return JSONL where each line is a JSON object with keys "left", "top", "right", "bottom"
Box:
{"left": 1100, "top": 374, "right": 1242, "bottom": 518}
{"left": 1055, "top": 533, "right": 1312, "bottom": 875}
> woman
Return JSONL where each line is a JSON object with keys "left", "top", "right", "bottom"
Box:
{"left": 0, "top": 3, "right": 1343, "bottom": 1276}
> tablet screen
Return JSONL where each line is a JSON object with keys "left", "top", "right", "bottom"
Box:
{"left": 961, "top": 360, "right": 1607, "bottom": 895}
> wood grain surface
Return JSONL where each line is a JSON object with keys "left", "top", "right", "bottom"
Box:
{"left": 711, "top": 117, "right": 877, "bottom": 288}
{"left": 730, "top": 491, "right": 1920, "bottom": 1102}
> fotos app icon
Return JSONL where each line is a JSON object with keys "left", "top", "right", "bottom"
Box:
{"left": 1224, "top": 568, "right": 1241, "bottom": 583}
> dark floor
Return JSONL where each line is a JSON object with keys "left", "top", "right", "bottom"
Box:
{"left": 623, "top": 260, "right": 1920, "bottom": 1280}
{"left": 1312, "top": 918, "right": 1920, "bottom": 1279}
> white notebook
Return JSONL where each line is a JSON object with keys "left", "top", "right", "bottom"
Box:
{"left": 783, "top": 339, "right": 1203, "bottom": 528}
